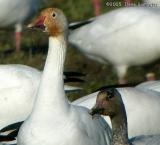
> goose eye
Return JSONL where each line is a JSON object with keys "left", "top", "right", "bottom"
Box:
{"left": 107, "top": 90, "right": 114, "bottom": 99}
{"left": 108, "top": 94, "right": 113, "bottom": 99}
{"left": 52, "top": 13, "right": 56, "bottom": 18}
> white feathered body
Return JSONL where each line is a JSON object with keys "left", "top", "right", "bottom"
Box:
{"left": 0, "top": 65, "right": 40, "bottom": 129}
{"left": 0, "top": 0, "right": 40, "bottom": 27}
{"left": 74, "top": 87, "right": 160, "bottom": 138}
{"left": 69, "top": 7, "right": 160, "bottom": 77}
{"left": 143, "top": 0, "right": 160, "bottom": 6}
{"left": 131, "top": 134, "right": 160, "bottom": 145}
{"left": 136, "top": 80, "right": 160, "bottom": 95}
{"left": 18, "top": 105, "right": 111, "bottom": 145}
{"left": 0, "top": 64, "right": 81, "bottom": 130}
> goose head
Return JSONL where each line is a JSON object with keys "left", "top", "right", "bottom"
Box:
{"left": 90, "top": 88, "right": 124, "bottom": 118}
{"left": 28, "top": 8, "right": 68, "bottom": 37}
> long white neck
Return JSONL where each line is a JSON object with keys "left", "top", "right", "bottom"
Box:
{"left": 31, "top": 35, "right": 70, "bottom": 119}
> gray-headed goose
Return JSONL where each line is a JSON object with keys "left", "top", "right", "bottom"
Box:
{"left": 90, "top": 89, "right": 160, "bottom": 145}
{"left": 17, "top": 8, "right": 112, "bottom": 145}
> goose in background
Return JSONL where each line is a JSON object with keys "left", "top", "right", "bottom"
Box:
{"left": 90, "top": 88, "right": 160, "bottom": 145}
{"left": 143, "top": 0, "right": 160, "bottom": 6}
{"left": 0, "top": 64, "right": 83, "bottom": 130}
{"left": 17, "top": 8, "right": 112, "bottom": 145}
{"left": 136, "top": 80, "right": 160, "bottom": 95}
{"left": 0, "top": 0, "right": 41, "bottom": 53}
{"left": 69, "top": 4, "right": 160, "bottom": 84}
{"left": 73, "top": 81, "right": 160, "bottom": 138}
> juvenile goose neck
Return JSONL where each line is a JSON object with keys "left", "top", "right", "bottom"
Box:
{"left": 111, "top": 107, "right": 131, "bottom": 145}
{"left": 32, "top": 34, "right": 70, "bottom": 117}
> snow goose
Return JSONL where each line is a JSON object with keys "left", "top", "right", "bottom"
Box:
{"left": 143, "top": 0, "right": 160, "bottom": 6}
{"left": 136, "top": 80, "right": 160, "bottom": 95}
{"left": 69, "top": 6, "right": 160, "bottom": 84}
{"left": 17, "top": 8, "right": 112, "bottom": 145}
{"left": 0, "top": 0, "right": 41, "bottom": 52}
{"left": 90, "top": 88, "right": 160, "bottom": 145}
{"left": 2, "top": 82, "right": 160, "bottom": 143}
{"left": 73, "top": 84, "right": 160, "bottom": 138}
{"left": 0, "top": 64, "right": 83, "bottom": 130}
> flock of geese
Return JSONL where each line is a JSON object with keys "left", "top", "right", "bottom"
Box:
{"left": 1, "top": 0, "right": 160, "bottom": 145}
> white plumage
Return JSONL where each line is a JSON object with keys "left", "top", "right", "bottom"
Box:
{"left": 143, "top": 0, "right": 160, "bottom": 6}
{"left": 131, "top": 135, "right": 160, "bottom": 145}
{"left": 69, "top": 6, "right": 160, "bottom": 83}
{"left": 136, "top": 80, "right": 160, "bottom": 95}
{"left": 17, "top": 8, "right": 112, "bottom": 145}
{"left": 0, "top": 0, "right": 39, "bottom": 27}
{"left": 73, "top": 82, "right": 160, "bottom": 138}
{"left": 0, "top": 0, "right": 41, "bottom": 52}
{"left": 89, "top": 89, "right": 160, "bottom": 145}
{"left": 0, "top": 64, "right": 82, "bottom": 130}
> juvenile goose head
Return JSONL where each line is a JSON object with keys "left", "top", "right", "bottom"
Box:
{"left": 90, "top": 88, "right": 125, "bottom": 118}
{"left": 90, "top": 89, "right": 130, "bottom": 145}
{"left": 28, "top": 8, "right": 68, "bottom": 37}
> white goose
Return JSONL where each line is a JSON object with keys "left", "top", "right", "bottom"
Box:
{"left": 0, "top": 64, "right": 82, "bottom": 130}
{"left": 143, "top": 0, "right": 160, "bottom": 6}
{"left": 69, "top": 5, "right": 160, "bottom": 83}
{"left": 17, "top": 8, "right": 112, "bottom": 145}
{"left": 90, "top": 89, "right": 160, "bottom": 145}
{"left": 0, "top": 0, "right": 41, "bottom": 52}
{"left": 0, "top": 20, "right": 90, "bottom": 132}
{"left": 73, "top": 83, "right": 160, "bottom": 138}
{"left": 2, "top": 81, "right": 160, "bottom": 144}
{"left": 136, "top": 80, "right": 160, "bottom": 95}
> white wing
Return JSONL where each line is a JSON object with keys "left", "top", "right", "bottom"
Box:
{"left": 73, "top": 87, "right": 160, "bottom": 138}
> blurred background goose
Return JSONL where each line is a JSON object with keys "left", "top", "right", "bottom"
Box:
{"left": 0, "top": 64, "right": 83, "bottom": 131}
{"left": 143, "top": 0, "right": 160, "bottom": 6}
{"left": 69, "top": 1, "right": 160, "bottom": 84}
{"left": 0, "top": 0, "right": 41, "bottom": 53}
{"left": 17, "top": 8, "right": 112, "bottom": 145}
{"left": 136, "top": 80, "right": 160, "bottom": 92}
{"left": 90, "top": 89, "right": 160, "bottom": 145}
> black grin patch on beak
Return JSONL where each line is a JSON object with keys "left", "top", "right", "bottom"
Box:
{"left": 29, "top": 24, "right": 45, "bottom": 30}
{"left": 89, "top": 108, "right": 105, "bottom": 116}
{"left": 36, "top": 25, "right": 45, "bottom": 30}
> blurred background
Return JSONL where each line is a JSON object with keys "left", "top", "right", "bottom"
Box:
{"left": 1, "top": 0, "right": 160, "bottom": 101}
